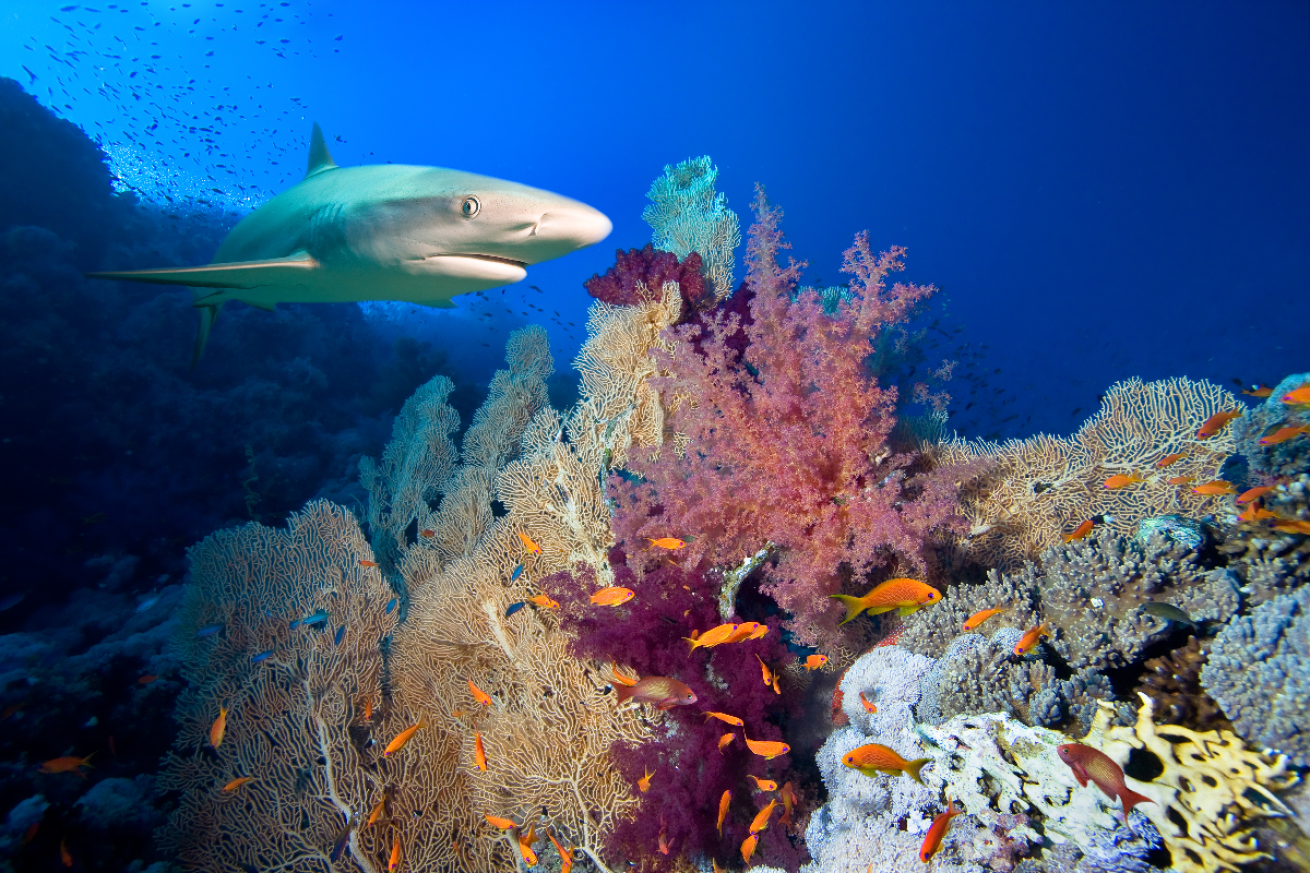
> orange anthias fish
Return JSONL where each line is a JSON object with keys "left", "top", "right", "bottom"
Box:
{"left": 1167, "top": 475, "right": 1194, "bottom": 486}
{"left": 363, "top": 696, "right": 374, "bottom": 721}
{"left": 547, "top": 829, "right": 574, "bottom": 873}
{"left": 747, "top": 775, "right": 778, "bottom": 792}
{"left": 741, "top": 833, "right": 758, "bottom": 864}
{"left": 1260, "top": 425, "right": 1310, "bottom": 446}
{"left": 359, "top": 560, "right": 379, "bottom": 568}
{"left": 749, "top": 798, "right": 778, "bottom": 834}
{"left": 60, "top": 839, "right": 72, "bottom": 868}
{"left": 1239, "top": 501, "right": 1277, "bottom": 523}
{"left": 684, "top": 622, "right": 740, "bottom": 653}
{"left": 1281, "top": 384, "right": 1310, "bottom": 405}
{"left": 388, "top": 834, "right": 401, "bottom": 871}
{"left": 756, "top": 654, "right": 772, "bottom": 686}
{"left": 723, "top": 621, "right": 765, "bottom": 644}
{"left": 383, "top": 718, "right": 426, "bottom": 757}
{"left": 829, "top": 578, "right": 942, "bottom": 625}
{"left": 842, "top": 743, "right": 930, "bottom": 784}
{"left": 1102, "top": 473, "right": 1143, "bottom": 490}
{"left": 962, "top": 607, "right": 1005, "bottom": 631}
{"left": 657, "top": 819, "right": 671, "bottom": 855}
{"left": 859, "top": 691, "right": 878, "bottom": 714}
{"left": 518, "top": 531, "right": 543, "bottom": 556}
{"left": 590, "top": 587, "right": 635, "bottom": 606}
{"left": 613, "top": 676, "right": 697, "bottom": 710}
{"left": 1242, "top": 384, "right": 1273, "bottom": 398}
{"left": 420, "top": 529, "right": 435, "bottom": 538}
{"left": 744, "top": 735, "right": 790, "bottom": 760}
{"left": 646, "top": 537, "right": 687, "bottom": 550}
{"left": 609, "top": 663, "right": 638, "bottom": 687}
{"left": 528, "top": 594, "right": 560, "bottom": 609}
{"left": 1014, "top": 621, "right": 1050, "bottom": 656}
{"left": 919, "top": 800, "right": 962, "bottom": 863}
{"left": 803, "top": 654, "right": 828, "bottom": 671}
{"left": 210, "top": 706, "right": 229, "bottom": 749}
{"left": 1062, "top": 519, "right": 1096, "bottom": 542}
{"left": 717, "top": 790, "right": 731, "bottom": 834}
{"left": 637, "top": 767, "right": 654, "bottom": 793}
{"left": 779, "top": 781, "right": 797, "bottom": 826}
{"left": 718, "top": 734, "right": 735, "bottom": 753}
{"left": 1154, "top": 451, "right": 1187, "bottom": 467}
{"left": 138, "top": 674, "right": 158, "bottom": 685}
{"left": 1274, "top": 519, "right": 1310, "bottom": 535}
{"left": 468, "top": 679, "right": 493, "bottom": 706}
{"left": 1191, "top": 480, "right": 1236, "bottom": 496}
{"left": 39, "top": 754, "right": 94, "bottom": 776}
{"left": 704, "top": 711, "right": 745, "bottom": 727}
{"left": 1057, "top": 743, "right": 1154, "bottom": 821}
{"left": 484, "top": 813, "right": 517, "bottom": 829}
{"left": 518, "top": 824, "right": 539, "bottom": 866}
{"left": 1197, "top": 409, "right": 1242, "bottom": 438}
{"left": 474, "top": 732, "right": 487, "bottom": 771}
{"left": 368, "top": 797, "right": 388, "bottom": 826}
{"left": 1237, "top": 485, "right": 1275, "bottom": 504}
{"left": 222, "top": 776, "right": 255, "bottom": 792}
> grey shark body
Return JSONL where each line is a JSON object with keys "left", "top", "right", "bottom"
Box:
{"left": 87, "top": 124, "right": 612, "bottom": 365}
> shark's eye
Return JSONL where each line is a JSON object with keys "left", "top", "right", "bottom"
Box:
{"left": 461, "top": 196, "right": 481, "bottom": 218}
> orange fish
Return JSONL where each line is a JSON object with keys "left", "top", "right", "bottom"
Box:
{"left": 518, "top": 531, "right": 543, "bottom": 556}
{"left": 646, "top": 537, "right": 687, "bottom": 550}
{"left": 755, "top": 654, "right": 772, "bottom": 686}
{"left": 1154, "top": 451, "right": 1187, "bottom": 467}
{"left": 717, "top": 790, "right": 731, "bottom": 834}
{"left": 1238, "top": 501, "right": 1277, "bottom": 523}
{"left": 637, "top": 766, "right": 654, "bottom": 793}
{"left": 859, "top": 691, "right": 878, "bottom": 714}
{"left": 919, "top": 799, "right": 962, "bottom": 862}
{"left": 383, "top": 718, "right": 425, "bottom": 756}
{"left": 484, "top": 813, "right": 517, "bottom": 829}
{"left": 1057, "top": 742, "right": 1154, "bottom": 821}
{"left": 614, "top": 676, "right": 697, "bottom": 710}
{"left": 1242, "top": 385, "right": 1273, "bottom": 398}
{"left": 803, "top": 654, "right": 828, "bottom": 671}
{"left": 1274, "top": 519, "right": 1310, "bottom": 535}
{"left": 744, "top": 735, "right": 790, "bottom": 759}
{"left": 222, "top": 776, "right": 255, "bottom": 792}
{"left": 474, "top": 732, "right": 487, "bottom": 771}
{"left": 842, "top": 743, "right": 930, "bottom": 784}
{"left": 609, "top": 663, "right": 638, "bottom": 687}
{"left": 741, "top": 832, "right": 758, "bottom": 863}
{"left": 1014, "top": 621, "right": 1050, "bottom": 656}
{"left": 962, "top": 607, "right": 1005, "bottom": 631}
{"left": 1197, "top": 409, "right": 1242, "bottom": 438}
{"left": 704, "top": 711, "right": 745, "bottom": 727}
{"left": 210, "top": 706, "right": 228, "bottom": 749}
{"left": 1167, "top": 475, "right": 1194, "bottom": 486}
{"left": 771, "top": 675, "right": 780, "bottom": 695}
{"left": 685, "top": 622, "right": 740, "bottom": 653}
{"left": 363, "top": 696, "right": 374, "bottom": 721}
{"left": 547, "top": 830, "right": 574, "bottom": 873}
{"left": 388, "top": 834, "right": 401, "bottom": 871}
{"left": 779, "top": 781, "right": 797, "bottom": 826}
{"left": 1, "top": 702, "right": 25, "bottom": 721}
{"left": 420, "top": 529, "right": 435, "bottom": 538}
{"left": 359, "top": 560, "right": 379, "bottom": 568}
{"left": 590, "top": 587, "right": 634, "bottom": 606}
{"left": 1062, "top": 519, "right": 1095, "bottom": 542}
{"left": 1102, "top": 473, "right": 1143, "bottom": 490}
{"left": 468, "top": 679, "right": 493, "bottom": 706}
{"left": 718, "top": 734, "right": 735, "bottom": 753}
{"left": 1191, "top": 480, "right": 1236, "bottom": 496}
{"left": 1259, "top": 425, "right": 1310, "bottom": 446}
{"left": 1237, "top": 485, "right": 1275, "bottom": 504}
{"left": 22, "top": 821, "right": 38, "bottom": 846}
{"left": 518, "top": 823, "right": 538, "bottom": 866}
{"left": 657, "top": 819, "right": 670, "bottom": 855}
{"left": 39, "top": 754, "right": 94, "bottom": 776}
{"left": 138, "top": 674, "right": 158, "bottom": 685}
{"left": 749, "top": 798, "right": 778, "bottom": 834}
{"left": 367, "top": 797, "right": 387, "bottom": 826}
{"left": 528, "top": 594, "right": 559, "bottom": 609}
{"left": 747, "top": 775, "right": 778, "bottom": 792}
{"left": 1281, "top": 384, "right": 1310, "bottom": 404}
{"left": 723, "top": 621, "right": 765, "bottom": 644}
{"left": 829, "top": 578, "right": 942, "bottom": 625}
{"left": 60, "top": 839, "right": 72, "bottom": 868}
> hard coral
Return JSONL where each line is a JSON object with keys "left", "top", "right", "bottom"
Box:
{"left": 583, "top": 243, "right": 711, "bottom": 312}
{"left": 1133, "top": 636, "right": 1231, "bottom": 732}
{"left": 1232, "top": 372, "right": 1310, "bottom": 478}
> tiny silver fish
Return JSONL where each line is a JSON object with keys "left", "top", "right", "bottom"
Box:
{"left": 1141, "top": 602, "right": 1198, "bottom": 631}
{"left": 195, "top": 623, "right": 224, "bottom": 638}
{"left": 135, "top": 595, "right": 160, "bottom": 613}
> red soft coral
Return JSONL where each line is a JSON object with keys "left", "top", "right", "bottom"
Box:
{"left": 611, "top": 186, "right": 969, "bottom": 644}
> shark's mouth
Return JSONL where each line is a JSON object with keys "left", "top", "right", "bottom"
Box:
{"left": 447, "top": 253, "right": 528, "bottom": 269}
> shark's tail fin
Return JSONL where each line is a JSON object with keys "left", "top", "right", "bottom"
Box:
{"left": 191, "top": 302, "right": 222, "bottom": 371}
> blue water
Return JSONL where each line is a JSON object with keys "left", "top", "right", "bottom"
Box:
{"left": 0, "top": 1, "right": 1306, "bottom": 869}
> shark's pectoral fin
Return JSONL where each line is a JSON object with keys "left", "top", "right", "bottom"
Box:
{"left": 191, "top": 302, "right": 221, "bottom": 372}
{"left": 85, "top": 253, "right": 320, "bottom": 290}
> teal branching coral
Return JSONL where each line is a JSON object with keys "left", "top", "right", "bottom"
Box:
{"left": 642, "top": 155, "right": 741, "bottom": 301}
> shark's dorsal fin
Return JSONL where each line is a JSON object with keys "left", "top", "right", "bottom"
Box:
{"left": 305, "top": 122, "right": 338, "bottom": 178}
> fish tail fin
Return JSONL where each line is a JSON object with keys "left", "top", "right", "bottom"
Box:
{"left": 1120, "top": 786, "right": 1153, "bottom": 819}
{"left": 683, "top": 636, "right": 701, "bottom": 655}
{"left": 829, "top": 594, "right": 868, "bottom": 625}
{"left": 191, "top": 302, "right": 222, "bottom": 371}
{"left": 613, "top": 683, "right": 636, "bottom": 704}
{"left": 903, "top": 757, "right": 931, "bottom": 785}
{"left": 82, "top": 752, "right": 96, "bottom": 768}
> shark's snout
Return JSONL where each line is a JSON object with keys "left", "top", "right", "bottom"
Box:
{"left": 531, "top": 207, "right": 613, "bottom": 251}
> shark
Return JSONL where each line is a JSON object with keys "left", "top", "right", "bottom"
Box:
{"left": 86, "top": 123, "right": 612, "bottom": 366}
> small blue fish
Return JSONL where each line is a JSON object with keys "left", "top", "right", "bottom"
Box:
{"left": 250, "top": 650, "right": 274, "bottom": 664}
{"left": 505, "top": 601, "right": 526, "bottom": 618}
{"left": 510, "top": 564, "right": 524, "bottom": 582}
{"left": 195, "top": 623, "right": 224, "bottom": 638}
{"left": 134, "top": 595, "right": 160, "bottom": 613}
{"left": 290, "top": 608, "right": 329, "bottom": 629}
{"left": 334, "top": 626, "right": 346, "bottom": 645}
{"left": 385, "top": 598, "right": 397, "bottom": 615}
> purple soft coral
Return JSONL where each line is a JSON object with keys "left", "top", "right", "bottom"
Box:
{"left": 541, "top": 553, "right": 808, "bottom": 871}
{"left": 583, "top": 244, "right": 712, "bottom": 312}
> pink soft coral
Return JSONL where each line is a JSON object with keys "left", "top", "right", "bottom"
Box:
{"left": 611, "top": 186, "right": 969, "bottom": 643}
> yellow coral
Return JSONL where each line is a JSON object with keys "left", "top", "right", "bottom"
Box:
{"left": 934, "top": 376, "right": 1240, "bottom": 568}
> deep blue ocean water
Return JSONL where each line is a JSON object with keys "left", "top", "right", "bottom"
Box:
{"left": 0, "top": 2, "right": 1306, "bottom": 869}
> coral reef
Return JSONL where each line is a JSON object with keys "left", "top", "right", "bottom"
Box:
{"left": 1132, "top": 636, "right": 1230, "bottom": 731}
{"left": 1233, "top": 373, "right": 1310, "bottom": 478}
{"left": 934, "top": 376, "right": 1241, "bottom": 569}
{"left": 1216, "top": 473, "right": 1310, "bottom": 605}
{"left": 583, "top": 243, "right": 710, "bottom": 311}
{"left": 611, "top": 186, "right": 973, "bottom": 645}
{"left": 1201, "top": 585, "right": 1310, "bottom": 767}
{"left": 641, "top": 156, "right": 741, "bottom": 301}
